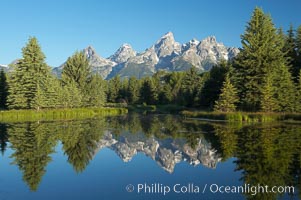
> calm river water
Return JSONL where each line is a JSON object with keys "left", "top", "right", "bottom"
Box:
{"left": 0, "top": 114, "right": 300, "bottom": 200}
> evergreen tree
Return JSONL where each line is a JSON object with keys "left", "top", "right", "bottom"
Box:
{"left": 119, "top": 78, "right": 129, "bottom": 102}
{"left": 165, "top": 71, "right": 185, "bottom": 104}
{"left": 150, "top": 71, "right": 168, "bottom": 105}
{"left": 180, "top": 66, "right": 201, "bottom": 107}
{"left": 7, "top": 37, "right": 50, "bottom": 109}
{"left": 158, "top": 84, "right": 173, "bottom": 104}
{"left": 127, "top": 76, "right": 140, "bottom": 104}
{"left": 296, "top": 26, "right": 301, "bottom": 75}
{"left": 284, "top": 24, "right": 298, "bottom": 80}
{"left": 261, "top": 74, "right": 279, "bottom": 112}
{"left": 140, "top": 77, "right": 158, "bottom": 105}
{"left": 214, "top": 74, "right": 239, "bottom": 112}
{"left": 296, "top": 70, "right": 301, "bottom": 112}
{"left": 234, "top": 7, "right": 291, "bottom": 111}
{"left": 273, "top": 64, "right": 296, "bottom": 112}
{"left": 60, "top": 81, "right": 82, "bottom": 108}
{"left": 34, "top": 84, "right": 45, "bottom": 110}
{"left": 82, "top": 74, "right": 106, "bottom": 107}
{"left": 272, "top": 27, "right": 296, "bottom": 112}
{"left": 61, "top": 51, "right": 90, "bottom": 90}
{"left": 46, "top": 76, "right": 62, "bottom": 108}
{"left": 200, "top": 60, "right": 229, "bottom": 109}
{"left": 107, "top": 75, "right": 121, "bottom": 103}
{"left": 35, "top": 75, "right": 61, "bottom": 109}
{"left": 0, "top": 70, "right": 8, "bottom": 109}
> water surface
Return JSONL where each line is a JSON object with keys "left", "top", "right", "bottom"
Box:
{"left": 0, "top": 114, "right": 300, "bottom": 200}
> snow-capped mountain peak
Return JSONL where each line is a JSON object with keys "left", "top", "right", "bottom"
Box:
{"left": 154, "top": 32, "right": 181, "bottom": 58}
{"left": 109, "top": 43, "right": 136, "bottom": 63}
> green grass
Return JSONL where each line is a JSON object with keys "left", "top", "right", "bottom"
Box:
{"left": 0, "top": 107, "right": 128, "bottom": 123}
{"left": 103, "top": 102, "right": 128, "bottom": 108}
{"left": 180, "top": 110, "right": 301, "bottom": 123}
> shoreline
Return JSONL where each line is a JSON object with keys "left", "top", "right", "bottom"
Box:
{"left": 0, "top": 107, "right": 128, "bottom": 123}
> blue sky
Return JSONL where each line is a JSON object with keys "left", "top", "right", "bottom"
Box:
{"left": 1, "top": 0, "right": 300, "bottom": 67}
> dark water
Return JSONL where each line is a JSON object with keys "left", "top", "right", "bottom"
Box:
{"left": 0, "top": 114, "right": 300, "bottom": 200}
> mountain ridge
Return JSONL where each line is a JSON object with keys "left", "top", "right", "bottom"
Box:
{"left": 5, "top": 32, "right": 239, "bottom": 79}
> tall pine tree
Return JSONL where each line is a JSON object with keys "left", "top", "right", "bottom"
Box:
{"left": 284, "top": 25, "right": 298, "bottom": 80}
{"left": 7, "top": 37, "right": 51, "bottom": 110}
{"left": 61, "top": 51, "right": 91, "bottom": 90}
{"left": 234, "top": 7, "right": 294, "bottom": 112}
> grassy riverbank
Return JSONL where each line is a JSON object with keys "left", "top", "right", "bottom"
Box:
{"left": 128, "top": 105, "right": 301, "bottom": 123}
{"left": 0, "top": 107, "right": 128, "bottom": 122}
{"left": 180, "top": 110, "right": 301, "bottom": 122}
{"left": 3, "top": 105, "right": 301, "bottom": 123}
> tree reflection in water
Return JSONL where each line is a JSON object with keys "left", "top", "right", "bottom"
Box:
{"left": 1, "top": 114, "right": 300, "bottom": 199}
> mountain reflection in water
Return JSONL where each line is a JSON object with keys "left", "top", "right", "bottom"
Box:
{"left": 0, "top": 114, "right": 300, "bottom": 200}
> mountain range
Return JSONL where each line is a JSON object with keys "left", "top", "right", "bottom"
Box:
{"left": 53, "top": 32, "right": 239, "bottom": 79}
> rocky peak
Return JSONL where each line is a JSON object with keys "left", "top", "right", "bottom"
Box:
{"left": 197, "top": 36, "right": 228, "bottom": 61}
{"left": 227, "top": 47, "right": 240, "bottom": 59}
{"left": 182, "top": 38, "right": 200, "bottom": 51}
{"left": 83, "top": 46, "right": 98, "bottom": 60}
{"left": 189, "top": 38, "right": 200, "bottom": 46}
{"left": 154, "top": 32, "right": 181, "bottom": 57}
{"left": 80, "top": 46, "right": 117, "bottom": 79}
{"left": 121, "top": 43, "right": 133, "bottom": 49}
{"left": 201, "top": 36, "right": 217, "bottom": 44}
{"left": 82, "top": 45, "right": 115, "bottom": 64}
{"left": 109, "top": 43, "right": 136, "bottom": 63}
{"left": 128, "top": 46, "right": 159, "bottom": 65}
{"left": 159, "top": 31, "right": 175, "bottom": 41}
